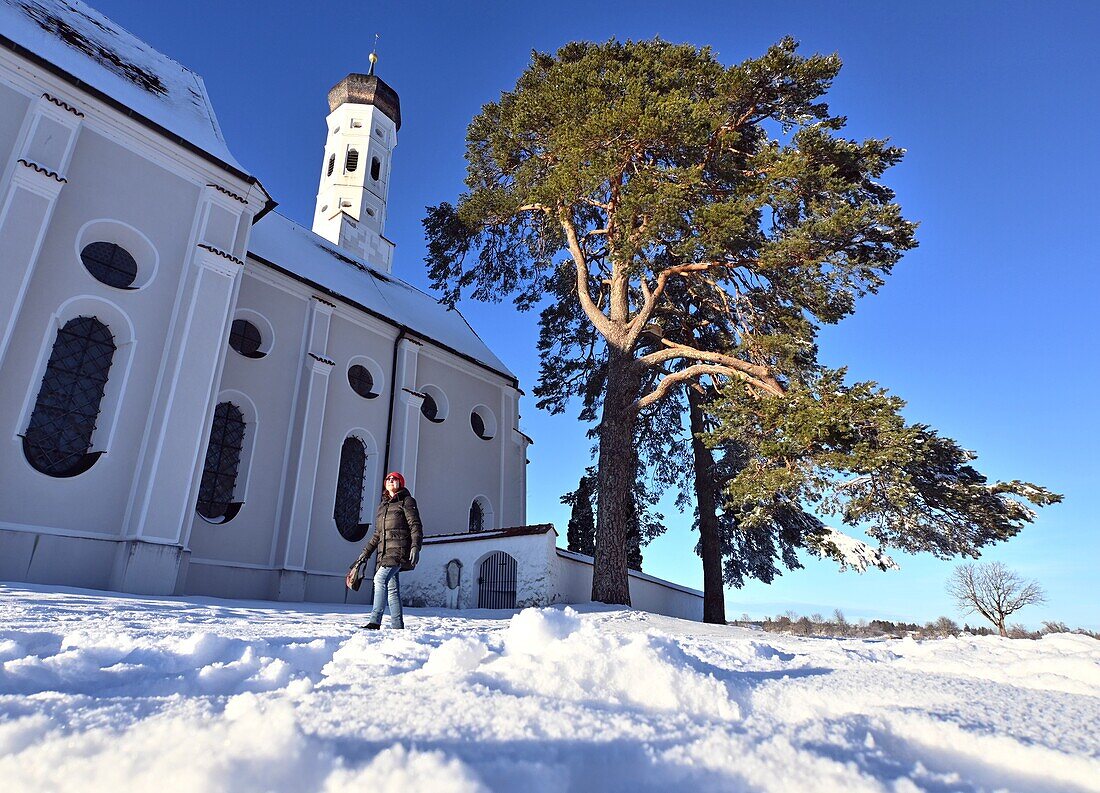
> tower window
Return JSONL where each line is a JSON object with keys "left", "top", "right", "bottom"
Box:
{"left": 350, "top": 119, "right": 363, "bottom": 128}
{"left": 229, "top": 319, "right": 264, "bottom": 359}
{"left": 346, "top": 148, "right": 359, "bottom": 172}
{"left": 23, "top": 316, "right": 115, "bottom": 477}
{"left": 80, "top": 242, "right": 138, "bottom": 289}
{"left": 327, "top": 153, "right": 335, "bottom": 177}
{"left": 196, "top": 401, "right": 246, "bottom": 522}
{"left": 370, "top": 157, "right": 381, "bottom": 181}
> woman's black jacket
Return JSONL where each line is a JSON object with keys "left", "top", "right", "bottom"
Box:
{"left": 358, "top": 488, "right": 423, "bottom": 569}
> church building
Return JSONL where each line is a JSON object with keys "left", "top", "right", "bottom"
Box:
{"left": 0, "top": 0, "right": 702, "bottom": 619}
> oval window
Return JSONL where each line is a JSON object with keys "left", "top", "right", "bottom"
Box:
{"left": 229, "top": 319, "right": 264, "bottom": 359}
{"left": 348, "top": 364, "right": 378, "bottom": 399}
{"left": 346, "top": 148, "right": 359, "bottom": 172}
{"left": 421, "top": 393, "right": 442, "bottom": 423}
{"left": 81, "top": 242, "right": 137, "bottom": 289}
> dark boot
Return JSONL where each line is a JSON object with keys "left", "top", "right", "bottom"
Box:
{"left": 361, "top": 622, "right": 381, "bottom": 630}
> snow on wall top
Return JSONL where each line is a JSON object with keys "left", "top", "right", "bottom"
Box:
{"left": 248, "top": 211, "right": 516, "bottom": 382}
{"left": 0, "top": 0, "right": 246, "bottom": 174}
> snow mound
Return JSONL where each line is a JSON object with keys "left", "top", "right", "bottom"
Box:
{"left": 323, "top": 745, "right": 488, "bottom": 793}
{"left": 422, "top": 637, "right": 492, "bottom": 675}
{"left": 501, "top": 605, "right": 581, "bottom": 654}
{"left": 412, "top": 608, "right": 738, "bottom": 720}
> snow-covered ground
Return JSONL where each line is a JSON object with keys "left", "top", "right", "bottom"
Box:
{"left": 1, "top": 584, "right": 1097, "bottom": 793}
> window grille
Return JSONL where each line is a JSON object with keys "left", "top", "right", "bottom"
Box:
{"left": 347, "top": 364, "right": 377, "bottom": 399}
{"left": 196, "top": 401, "right": 245, "bottom": 521}
{"left": 22, "top": 316, "right": 115, "bottom": 477}
{"left": 334, "top": 436, "right": 369, "bottom": 542}
{"left": 471, "top": 411, "right": 489, "bottom": 440}
{"left": 469, "top": 499, "right": 484, "bottom": 533}
{"left": 229, "top": 319, "right": 264, "bottom": 358}
{"left": 327, "top": 153, "right": 335, "bottom": 177}
{"left": 80, "top": 242, "right": 137, "bottom": 289}
{"left": 370, "top": 156, "right": 381, "bottom": 180}
{"left": 421, "top": 393, "right": 442, "bottom": 423}
{"left": 346, "top": 148, "right": 359, "bottom": 172}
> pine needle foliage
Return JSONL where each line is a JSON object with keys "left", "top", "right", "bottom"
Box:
{"left": 423, "top": 37, "right": 1057, "bottom": 604}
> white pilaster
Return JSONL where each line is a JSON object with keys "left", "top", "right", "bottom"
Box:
{"left": 277, "top": 298, "right": 336, "bottom": 576}
{"left": 123, "top": 187, "right": 252, "bottom": 551}
{"left": 0, "top": 93, "right": 84, "bottom": 370}
{"left": 387, "top": 337, "right": 422, "bottom": 491}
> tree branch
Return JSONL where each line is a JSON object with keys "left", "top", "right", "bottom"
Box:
{"left": 559, "top": 208, "right": 614, "bottom": 339}
{"left": 638, "top": 342, "right": 784, "bottom": 396}
{"left": 635, "top": 365, "right": 728, "bottom": 410}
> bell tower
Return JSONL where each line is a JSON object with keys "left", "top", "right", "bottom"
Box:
{"left": 312, "top": 52, "right": 400, "bottom": 273}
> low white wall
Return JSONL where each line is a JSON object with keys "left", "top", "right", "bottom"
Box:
{"left": 400, "top": 528, "right": 558, "bottom": 609}
{"left": 553, "top": 549, "right": 704, "bottom": 621}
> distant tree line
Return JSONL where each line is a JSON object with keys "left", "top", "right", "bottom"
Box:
{"left": 731, "top": 610, "right": 1098, "bottom": 640}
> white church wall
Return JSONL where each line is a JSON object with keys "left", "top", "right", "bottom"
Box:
{"left": 412, "top": 351, "right": 512, "bottom": 536}
{"left": 0, "top": 80, "right": 29, "bottom": 162}
{"left": 0, "top": 37, "right": 268, "bottom": 596}
{"left": 0, "top": 123, "right": 209, "bottom": 538}
{"left": 186, "top": 269, "right": 310, "bottom": 569}
{"left": 303, "top": 307, "right": 395, "bottom": 573}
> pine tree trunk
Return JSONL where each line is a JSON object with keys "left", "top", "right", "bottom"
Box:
{"left": 592, "top": 347, "right": 641, "bottom": 605}
{"left": 689, "top": 389, "right": 726, "bottom": 624}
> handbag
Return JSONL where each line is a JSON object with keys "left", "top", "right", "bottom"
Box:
{"left": 347, "top": 558, "right": 367, "bottom": 591}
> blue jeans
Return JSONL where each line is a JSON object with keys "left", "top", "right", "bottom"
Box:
{"left": 369, "top": 565, "right": 404, "bottom": 628}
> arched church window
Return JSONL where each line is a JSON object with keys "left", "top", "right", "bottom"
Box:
{"left": 327, "top": 153, "right": 335, "bottom": 177}
{"left": 370, "top": 156, "right": 381, "bottom": 181}
{"left": 348, "top": 364, "right": 378, "bottom": 399}
{"left": 346, "top": 148, "right": 359, "bottom": 173}
{"left": 469, "top": 499, "right": 484, "bottom": 533}
{"left": 229, "top": 319, "right": 265, "bottom": 359}
{"left": 22, "top": 316, "right": 115, "bottom": 477}
{"left": 80, "top": 242, "right": 137, "bottom": 289}
{"left": 334, "top": 436, "right": 370, "bottom": 542}
{"left": 196, "top": 401, "right": 246, "bottom": 523}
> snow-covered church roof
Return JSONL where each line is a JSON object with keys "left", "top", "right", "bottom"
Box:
{"left": 0, "top": 0, "right": 250, "bottom": 178}
{"left": 248, "top": 212, "right": 516, "bottom": 383}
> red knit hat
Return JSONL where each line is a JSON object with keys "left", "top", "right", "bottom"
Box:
{"left": 384, "top": 471, "right": 405, "bottom": 489}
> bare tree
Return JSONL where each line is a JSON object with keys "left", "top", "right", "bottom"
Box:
{"left": 947, "top": 562, "right": 1046, "bottom": 637}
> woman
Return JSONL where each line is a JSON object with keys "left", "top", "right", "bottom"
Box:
{"left": 347, "top": 471, "right": 423, "bottom": 629}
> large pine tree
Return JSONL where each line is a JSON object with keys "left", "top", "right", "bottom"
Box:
{"left": 425, "top": 38, "right": 1057, "bottom": 605}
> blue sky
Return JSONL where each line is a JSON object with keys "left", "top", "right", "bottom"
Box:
{"left": 90, "top": 0, "right": 1098, "bottom": 628}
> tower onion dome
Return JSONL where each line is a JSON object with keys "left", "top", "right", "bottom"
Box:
{"left": 326, "top": 72, "right": 401, "bottom": 130}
